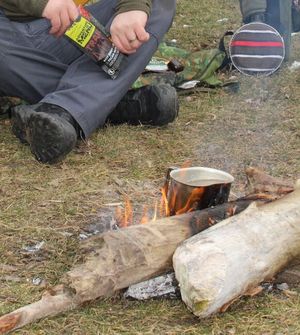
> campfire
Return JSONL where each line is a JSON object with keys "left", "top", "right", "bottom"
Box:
{"left": 0, "top": 167, "right": 298, "bottom": 334}
{"left": 115, "top": 194, "right": 165, "bottom": 228}
{"left": 115, "top": 166, "right": 234, "bottom": 227}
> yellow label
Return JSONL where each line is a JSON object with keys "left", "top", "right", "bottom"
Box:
{"left": 65, "top": 17, "right": 95, "bottom": 48}
{"left": 73, "top": 0, "right": 89, "bottom": 5}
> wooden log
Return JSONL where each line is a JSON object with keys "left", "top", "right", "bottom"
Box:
{"left": 173, "top": 181, "right": 300, "bottom": 318}
{"left": 245, "top": 167, "right": 294, "bottom": 196}
{"left": 0, "top": 200, "right": 254, "bottom": 334}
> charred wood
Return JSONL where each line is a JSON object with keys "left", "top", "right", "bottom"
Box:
{"left": 0, "top": 199, "right": 254, "bottom": 334}
{"left": 173, "top": 181, "right": 300, "bottom": 318}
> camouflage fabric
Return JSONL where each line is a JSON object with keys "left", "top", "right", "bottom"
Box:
{"left": 132, "top": 42, "right": 226, "bottom": 89}
{"left": 76, "top": 0, "right": 229, "bottom": 88}
{"left": 132, "top": 71, "right": 176, "bottom": 89}
{"left": 84, "top": 1, "right": 226, "bottom": 89}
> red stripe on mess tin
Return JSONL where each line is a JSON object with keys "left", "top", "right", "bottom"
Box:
{"left": 231, "top": 41, "right": 284, "bottom": 47}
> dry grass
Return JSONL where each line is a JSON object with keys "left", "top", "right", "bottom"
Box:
{"left": 1, "top": 0, "right": 300, "bottom": 334}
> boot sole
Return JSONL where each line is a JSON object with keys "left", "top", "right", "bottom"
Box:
{"left": 11, "top": 106, "right": 34, "bottom": 144}
{"left": 27, "top": 112, "right": 77, "bottom": 164}
{"left": 11, "top": 104, "right": 43, "bottom": 144}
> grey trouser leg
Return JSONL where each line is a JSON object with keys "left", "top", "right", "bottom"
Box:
{"left": 239, "top": 0, "right": 267, "bottom": 20}
{"left": 267, "top": 0, "right": 292, "bottom": 60}
{"left": 0, "top": 0, "right": 176, "bottom": 137}
{"left": 239, "top": 0, "right": 292, "bottom": 60}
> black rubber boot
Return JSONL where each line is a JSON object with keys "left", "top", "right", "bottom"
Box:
{"left": 107, "top": 84, "right": 179, "bottom": 126}
{"left": 11, "top": 104, "right": 40, "bottom": 144}
{"left": 11, "top": 103, "right": 78, "bottom": 164}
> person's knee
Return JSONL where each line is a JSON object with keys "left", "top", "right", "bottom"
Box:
{"left": 147, "top": 0, "right": 176, "bottom": 43}
{"left": 161, "top": 0, "right": 177, "bottom": 27}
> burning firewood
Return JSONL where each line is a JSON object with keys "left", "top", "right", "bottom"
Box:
{"left": 0, "top": 168, "right": 293, "bottom": 333}
{"left": 0, "top": 199, "right": 255, "bottom": 334}
{"left": 173, "top": 180, "right": 300, "bottom": 318}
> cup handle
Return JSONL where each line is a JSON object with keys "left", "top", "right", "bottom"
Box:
{"left": 162, "top": 166, "right": 178, "bottom": 196}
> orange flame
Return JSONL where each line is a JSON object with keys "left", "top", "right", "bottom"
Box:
{"left": 116, "top": 162, "right": 206, "bottom": 226}
{"left": 152, "top": 200, "right": 158, "bottom": 221}
{"left": 181, "top": 160, "right": 192, "bottom": 169}
{"left": 116, "top": 186, "right": 205, "bottom": 227}
{"left": 160, "top": 186, "right": 170, "bottom": 217}
{"left": 116, "top": 196, "right": 133, "bottom": 228}
{"left": 124, "top": 196, "right": 133, "bottom": 226}
{"left": 175, "top": 187, "right": 205, "bottom": 215}
{"left": 141, "top": 205, "right": 149, "bottom": 225}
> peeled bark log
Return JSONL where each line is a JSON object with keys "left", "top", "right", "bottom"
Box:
{"left": 0, "top": 200, "right": 253, "bottom": 334}
{"left": 173, "top": 181, "right": 300, "bottom": 318}
{"left": 245, "top": 167, "right": 294, "bottom": 196}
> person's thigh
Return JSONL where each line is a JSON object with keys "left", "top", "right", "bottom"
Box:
{"left": 0, "top": 10, "right": 68, "bottom": 100}
{"left": 12, "top": 18, "right": 81, "bottom": 65}
{"left": 11, "top": 0, "right": 118, "bottom": 65}
{"left": 42, "top": 0, "right": 177, "bottom": 137}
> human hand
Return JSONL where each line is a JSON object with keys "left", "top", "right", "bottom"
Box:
{"left": 110, "top": 11, "right": 150, "bottom": 54}
{"left": 42, "top": 0, "right": 79, "bottom": 37}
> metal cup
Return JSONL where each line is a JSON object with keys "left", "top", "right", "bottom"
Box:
{"left": 163, "top": 167, "right": 234, "bottom": 216}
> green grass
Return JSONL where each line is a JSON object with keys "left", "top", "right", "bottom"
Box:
{"left": 1, "top": 0, "right": 300, "bottom": 333}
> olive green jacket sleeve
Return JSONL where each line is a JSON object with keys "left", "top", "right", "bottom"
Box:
{"left": 0, "top": 0, "right": 48, "bottom": 18}
{"left": 0, "top": 0, "right": 152, "bottom": 20}
{"left": 115, "top": 0, "right": 152, "bottom": 16}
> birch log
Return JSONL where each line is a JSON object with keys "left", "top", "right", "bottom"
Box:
{"left": 173, "top": 181, "right": 300, "bottom": 318}
{"left": 0, "top": 200, "right": 252, "bottom": 334}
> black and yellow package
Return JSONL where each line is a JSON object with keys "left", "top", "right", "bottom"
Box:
{"left": 65, "top": 6, "right": 126, "bottom": 79}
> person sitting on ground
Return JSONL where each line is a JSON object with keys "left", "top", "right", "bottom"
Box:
{"left": 0, "top": 0, "right": 178, "bottom": 164}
